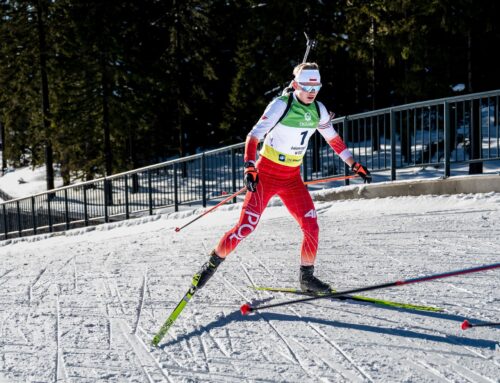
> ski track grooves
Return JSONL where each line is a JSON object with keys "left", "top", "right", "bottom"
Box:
{"left": 0, "top": 268, "right": 14, "bottom": 287}
{"left": 432, "top": 354, "right": 496, "bottom": 383}
{"left": 241, "top": 259, "right": 372, "bottom": 382}
{"left": 239, "top": 260, "right": 257, "bottom": 289}
{"left": 251, "top": 275, "right": 484, "bottom": 381}
{"left": 287, "top": 305, "right": 374, "bottom": 383}
{"left": 54, "top": 295, "right": 68, "bottom": 382}
{"left": 114, "top": 317, "right": 173, "bottom": 383}
{"left": 222, "top": 273, "right": 319, "bottom": 381}
{"left": 344, "top": 301, "right": 499, "bottom": 381}
{"left": 248, "top": 251, "right": 274, "bottom": 277}
{"left": 133, "top": 270, "right": 147, "bottom": 334}
{"left": 260, "top": 315, "right": 319, "bottom": 381}
{"left": 104, "top": 271, "right": 174, "bottom": 383}
{"left": 3, "top": 193, "right": 499, "bottom": 382}
{"left": 243, "top": 252, "right": 374, "bottom": 382}
{"left": 29, "top": 266, "right": 48, "bottom": 302}
{"left": 72, "top": 255, "right": 78, "bottom": 291}
{"left": 216, "top": 275, "right": 282, "bottom": 380}
{"left": 193, "top": 307, "right": 243, "bottom": 378}
{"left": 407, "top": 359, "right": 453, "bottom": 382}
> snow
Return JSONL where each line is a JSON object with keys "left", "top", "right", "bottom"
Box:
{"left": 0, "top": 165, "right": 64, "bottom": 201}
{"left": 0, "top": 189, "right": 499, "bottom": 382}
{"left": 452, "top": 84, "right": 466, "bottom": 92}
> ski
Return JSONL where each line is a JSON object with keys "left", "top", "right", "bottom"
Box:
{"left": 152, "top": 273, "right": 202, "bottom": 346}
{"left": 251, "top": 286, "right": 442, "bottom": 312}
{"left": 152, "top": 286, "right": 195, "bottom": 346}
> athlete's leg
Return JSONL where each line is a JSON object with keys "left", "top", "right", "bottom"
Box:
{"left": 196, "top": 157, "right": 284, "bottom": 290}
{"left": 215, "top": 174, "right": 276, "bottom": 257}
{"left": 195, "top": 180, "right": 274, "bottom": 290}
{"left": 278, "top": 177, "right": 319, "bottom": 266}
{"left": 278, "top": 177, "right": 330, "bottom": 292}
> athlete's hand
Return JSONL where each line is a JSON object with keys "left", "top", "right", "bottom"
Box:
{"left": 244, "top": 161, "right": 259, "bottom": 192}
{"left": 351, "top": 162, "right": 372, "bottom": 184}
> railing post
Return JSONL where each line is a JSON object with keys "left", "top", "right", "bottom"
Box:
{"left": 31, "top": 197, "right": 37, "bottom": 235}
{"left": 174, "top": 163, "right": 179, "bottom": 212}
{"left": 443, "top": 101, "right": 451, "bottom": 178}
{"left": 105, "top": 179, "right": 113, "bottom": 206}
{"left": 16, "top": 201, "right": 22, "bottom": 237}
{"left": 83, "top": 186, "right": 89, "bottom": 226}
{"left": 124, "top": 174, "right": 130, "bottom": 220}
{"left": 390, "top": 109, "right": 397, "bottom": 181}
{"left": 148, "top": 169, "right": 153, "bottom": 215}
{"left": 2, "top": 204, "right": 7, "bottom": 239}
{"left": 201, "top": 154, "right": 207, "bottom": 208}
{"left": 104, "top": 180, "right": 109, "bottom": 223}
{"left": 132, "top": 173, "right": 139, "bottom": 193}
{"left": 47, "top": 194, "right": 53, "bottom": 232}
{"left": 64, "top": 189, "right": 70, "bottom": 230}
{"left": 469, "top": 99, "right": 483, "bottom": 174}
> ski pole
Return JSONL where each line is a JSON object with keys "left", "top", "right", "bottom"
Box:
{"left": 304, "top": 174, "right": 359, "bottom": 186}
{"left": 175, "top": 174, "right": 358, "bottom": 232}
{"left": 240, "top": 262, "right": 500, "bottom": 315}
{"left": 461, "top": 320, "right": 500, "bottom": 330}
{"left": 174, "top": 187, "right": 246, "bottom": 232}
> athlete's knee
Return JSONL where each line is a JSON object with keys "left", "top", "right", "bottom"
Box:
{"left": 229, "top": 210, "right": 261, "bottom": 241}
{"left": 228, "top": 222, "right": 258, "bottom": 241}
{"left": 301, "top": 217, "right": 319, "bottom": 237}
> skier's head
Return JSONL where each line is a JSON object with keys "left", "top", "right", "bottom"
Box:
{"left": 292, "top": 62, "right": 321, "bottom": 104}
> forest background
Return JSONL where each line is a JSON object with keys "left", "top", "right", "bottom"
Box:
{"left": 1, "top": 0, "right": 499, "bottom": 188}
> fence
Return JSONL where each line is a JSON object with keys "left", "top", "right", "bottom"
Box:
{"left": 1, "top": 89, "right": 499, "bottom": 240}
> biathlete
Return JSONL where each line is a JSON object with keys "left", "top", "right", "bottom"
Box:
{"left": 192, "top": 62, "right": 371, "bottom": 293}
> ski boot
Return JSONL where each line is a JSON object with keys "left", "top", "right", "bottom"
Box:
{"left": 192, "top": 250, "right": 225, "bottom": 290}
{"left": 299, "top": 265, "right": 331, "bottom": 293}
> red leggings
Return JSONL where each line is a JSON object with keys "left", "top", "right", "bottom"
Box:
{"left": 215, "top": 157, "right": 319, "bottom": 266}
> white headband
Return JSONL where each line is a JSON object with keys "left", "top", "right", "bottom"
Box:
{"left": 295, "top": 69, "right": 321, "bottom": 83}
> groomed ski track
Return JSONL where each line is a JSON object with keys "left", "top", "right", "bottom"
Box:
{"left": 0, "top": 192, "right": 499, "bottom": 382}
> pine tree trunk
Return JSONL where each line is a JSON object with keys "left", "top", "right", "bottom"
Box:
{"left": 36, "top": 0, "right": 55, "bottom": 191}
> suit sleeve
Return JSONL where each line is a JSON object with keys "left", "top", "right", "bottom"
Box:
{"left": 244, "top": 98, "right": 287, "bottom": 163}
{"left": 316, "top": 101, "right": 353, "bottom": 162}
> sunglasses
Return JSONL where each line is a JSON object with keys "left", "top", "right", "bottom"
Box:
{"left": 298, "top": 83, "right": 322, "bottom": 92}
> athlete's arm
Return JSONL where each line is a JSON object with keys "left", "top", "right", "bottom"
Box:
{"left": 316, "top": 102, "right": 355, "bottom": 166}
{"left": 244, "top": 98, "right": 287, "bottom": 163}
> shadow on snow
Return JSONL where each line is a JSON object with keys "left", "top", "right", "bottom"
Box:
{"left": 159, "top": 301, "right": 498, "bottom": 350}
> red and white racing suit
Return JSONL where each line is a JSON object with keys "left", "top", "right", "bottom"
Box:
{"left": 215, "top": 93, "right": 353, "bottom": 266}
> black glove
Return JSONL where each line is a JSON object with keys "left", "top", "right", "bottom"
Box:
{"left": 244, "top": 161, "right": 259, "bottom": 192}
{"left": 351, "top": 162, "right": 372, "bottom": 184}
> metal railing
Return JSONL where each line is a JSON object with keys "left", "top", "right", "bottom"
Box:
{"left": 1, "top": 89, "right": 499, "bottom": 240}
